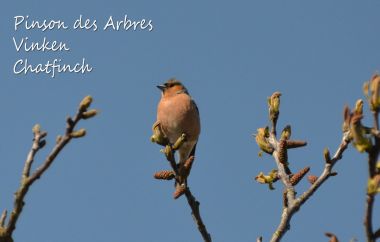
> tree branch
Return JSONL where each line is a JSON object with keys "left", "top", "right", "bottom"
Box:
{"left": 364, "top": 110, "right": 379, "bottom": 242}
{"left": 184, "top": 189, "right": 212, "bottom": 242}
{"left": 0, "top": 96, "right": 96, "bottom": 241}
{"left": 257, "top": 91, "right": 352, "bottom": 242}
{"left": 269, "top": 132, "right": 350, "bottom": 242}
{"left": 364, "top": 194, "right": 375, "bottom": 242}
{"left": 157, "top": 136, "right": 211, "bottom": 242}
{"left": 374, "top": 227, "right": 380, "bottom": 240}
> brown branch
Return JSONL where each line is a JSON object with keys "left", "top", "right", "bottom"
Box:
{"left": 27, "top": 113, "right": 81, "bottom": 185}
{"left": 256, "top": 92, "right": 351, "bottom": 242}
{"left": 22, "top": 130, "right": 46, "bottom": 180}
{"left": 364, "top": 110, "right": 380, "bottom": 242}
{"left": 373, "top": 111, "right": 379, "bottom": 131}
{"left": 0, "top": 96, "right": 96, "bottom": 241}
{"left": 269, "top": 134, "right": 295, "bottom": 207}
{"left": 370, "top": 128, "right": 380, "bottom": 139}
{"left": 364, "top": 194, "right": 375, "bottom": 242}
{"left": 184, "top": 189, "right": 211, "bottom": 242}
{"left": 269, "top": 132, "right": 350, "bottom": 242}
{"left": 161, "top": 137, "right": 211, "bottom": 242}
{"left": 374, "top": 228, "right": 380, "bottom": 240}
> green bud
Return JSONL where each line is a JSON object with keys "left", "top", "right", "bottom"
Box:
{"left": 82, "top": 109, "right": 98, "bottom": 119}
{"left": 79, "top": 96, "right": 93, "bottom": 111}
{"left": 70, "top": 128, "right": 86, "bottom": 138}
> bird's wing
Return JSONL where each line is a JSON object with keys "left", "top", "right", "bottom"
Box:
{"left": 191, "top": 99, "right": 199, "bottom": 115}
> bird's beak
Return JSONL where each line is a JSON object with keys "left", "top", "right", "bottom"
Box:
{"left": 156, "top": 84, "right": 166, "bottom": 91}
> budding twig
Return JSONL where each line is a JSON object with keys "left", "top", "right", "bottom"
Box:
{"left": 0, "top": 96, "right": 97, "bottom": 242}
{"left": 255, "top": 92, "right": 351, "bottom": 242}
{"left": 362, "top": 76, "right": 380, "bottom": 242}
{"left": 157, "top": 134, "right": 211, "bottom": 242}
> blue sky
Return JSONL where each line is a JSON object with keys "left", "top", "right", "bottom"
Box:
{"left": 0, "top": 1, "right": 379, "bottom": 241}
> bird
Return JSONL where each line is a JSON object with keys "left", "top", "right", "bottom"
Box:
{"left": 153, "top": 78, "right": 200, "bottom": 177}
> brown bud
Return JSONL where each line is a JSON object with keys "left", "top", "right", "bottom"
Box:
{"left": 278, "top": 139, "right": 288, "bottom": 165}
{"left": 286, "top": 140, "right": 307, "bottom": 149}
{"left": 290, "top": 167, "right": 310, "bottom": 186}
{"left": 173, "top": 184, "right": 186, "bottom": 199}
{"left": 325, "top": 232, "right": 339, "bottom": 242}
{"left": 283, "top": 190, "right": 288, "bottom": 207}
{"left": 342, "top": 105, "right": 351, "bottom": 132}
{"left": 153, "top": 170, "right": 175, "bottom": 180}
{"left": 307, "top": 175, "right": 318, "bottom": 185}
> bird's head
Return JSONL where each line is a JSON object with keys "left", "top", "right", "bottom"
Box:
{"left": 157, "top": 78, "right": 189, "bottom": 97}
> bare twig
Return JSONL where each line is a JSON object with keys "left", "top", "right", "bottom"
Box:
{"left": 0, "top": 96, "right": 96, "bottom": 242}
{"left": 363, "top": 108, "right": 380, "bottom": 242}
{"left": 184, "top": 189, "right": 211, "bottom": 242}
{"left": 22, "top": 130, "right": 46, "bottom": 180}
{"left": 365, "top": 193, "right": 375, "bottom": 242}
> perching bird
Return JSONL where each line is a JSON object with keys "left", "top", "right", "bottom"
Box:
{"left": 153, "top": 78, "right": 201, "bottom": 168}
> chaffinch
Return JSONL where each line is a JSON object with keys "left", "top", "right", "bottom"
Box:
{"left": 152, "top": 78, "right": 201, "bottom": 167}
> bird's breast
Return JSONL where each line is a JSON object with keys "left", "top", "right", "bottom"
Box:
{"left": 157, "top": 94, "right": 200, "bottom": 144}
